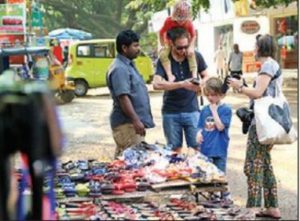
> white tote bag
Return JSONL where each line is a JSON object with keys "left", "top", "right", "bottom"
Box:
{"left": 254, "top": 90, "right": 297, "bottom": 145}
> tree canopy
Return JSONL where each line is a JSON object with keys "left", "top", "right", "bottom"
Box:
{"left": 233, "top": 0, "right": 297, "bottom": 8}
{"left": 39, "top": 0, "right": 297, "bottom": 38}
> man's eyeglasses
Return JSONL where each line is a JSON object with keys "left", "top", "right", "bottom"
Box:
{"left": 175, "top": 45, "right": 189, "bottom": 50}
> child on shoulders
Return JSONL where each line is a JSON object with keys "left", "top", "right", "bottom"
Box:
{"left": 159, "top": 0, "right": 197, "bottom": 82}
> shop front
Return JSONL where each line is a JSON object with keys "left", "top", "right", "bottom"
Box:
{"left": 273, "top": 15, "right": 298, "bottom": 69}
{"left": 253, "top": 1, "right": 298, "bottom": 69}
{"left": 234, "top": 16, "right": 269, "bottom": 73}
{"left": 197, "top": 15, "right": 269, "bottom": 74}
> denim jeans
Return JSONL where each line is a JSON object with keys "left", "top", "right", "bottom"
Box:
{"left": 162, "top": 111, "right": 199, "bottom": 150}
{"left": 208, "top": 156, "right": 231, "bottom": 200}
{"left": 208, "top": 156, "right": 227, "bottom": 173}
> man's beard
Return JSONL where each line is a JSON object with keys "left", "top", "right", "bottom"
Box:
{"left": 175, "top": 50, "right": 186, "bottom": 57}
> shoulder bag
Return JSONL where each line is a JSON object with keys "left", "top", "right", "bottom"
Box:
{"left": 254, "top": 72, "right": 297, "bottom": 145}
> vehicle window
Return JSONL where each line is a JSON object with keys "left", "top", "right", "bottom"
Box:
{"left": 93, "top": 44, "right": 114, "bottom": 58}
{"left": 77, "top": 45, "right": 91, "bottom": 57}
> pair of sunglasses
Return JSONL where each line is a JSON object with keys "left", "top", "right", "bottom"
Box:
{"left": 175, "top": 45, "right": 189, "bottom": 50}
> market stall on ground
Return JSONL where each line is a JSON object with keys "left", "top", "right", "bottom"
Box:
{"left": 16, "top": 142, "right": 256, "bottom": 220}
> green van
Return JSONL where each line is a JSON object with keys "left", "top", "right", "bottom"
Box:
{"left": 65, "top": 39, "right": 154, "bottom": 96}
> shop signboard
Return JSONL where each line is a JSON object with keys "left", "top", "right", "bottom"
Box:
{"left": 0, "top": 34, "right": 25, "bottom": 64}
{"left": 241, "top": 20, "right": 260, "bottom": 34}
{"left": 0, "top": 3, "right": 26, "bottom": 64}
{"left": 7, "top": 0, "right": 25, "bottom": 3}
{"left": 233, "top": 16, "right": 268, "bottom": 73}
{"left": 32, "top": 6, "right": 43, "bottom": 28}
{"left": 0, "top": 3, "right": 25, "bottom": 34}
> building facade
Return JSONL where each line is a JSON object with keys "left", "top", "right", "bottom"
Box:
{"left": 195, "top": 0, "right": 298, "bottom": 73}
{"left": 150, "top": 0, "right": 298, "bottom": 74}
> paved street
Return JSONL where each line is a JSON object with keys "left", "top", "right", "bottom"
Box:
{"left": 58, "top": 71, "right": 298, "bottom": 220}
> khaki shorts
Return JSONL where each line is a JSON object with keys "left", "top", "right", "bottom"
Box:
{"left": 112, "top": 123, "right": 144, "bottom": 158}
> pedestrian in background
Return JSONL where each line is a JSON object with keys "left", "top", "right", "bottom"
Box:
{"left": 63, "top": 46, "right": 69, "bottom": 68}
{"left": 106, "top": 30, "right": 155, "bottom": 158}
{"left": 50, "top": 39, "right": 63, "bottom": 65}
{"left": 228, "top": 34, "right": 281, "bottom": 219}
{"left": 159, "top": 0, "right": 197, "bottom": 82}
{"left": 214, "top": 45, "right": 227, "bottom": 79}
{"left": 228, "top": 43, "right": 243, "bottom": 77}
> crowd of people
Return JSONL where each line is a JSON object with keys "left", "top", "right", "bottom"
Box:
{"left": 106, "top": 0, "right": 282, "bottom": 219}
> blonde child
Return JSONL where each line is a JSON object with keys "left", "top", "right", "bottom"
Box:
{"left": 159, "top": 0, "right": 197, "bottom": 82}
{"left": 196, "top": 77, "right": 232, "bottom": 199}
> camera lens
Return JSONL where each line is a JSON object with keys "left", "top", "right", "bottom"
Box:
{"left": 231, "top": 74, "right": 241, "bottom": 80}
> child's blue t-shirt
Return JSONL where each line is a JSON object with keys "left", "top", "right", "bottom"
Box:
{"left": 197, "top": 103, "right": 232, "bottom": 158}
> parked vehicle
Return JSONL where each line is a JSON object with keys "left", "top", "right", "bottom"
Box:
{"left": 0, "top": 46, "right": 75, "bottom": 104}
{"left": 65, "top": 39, "right": 154, "bottom": 96}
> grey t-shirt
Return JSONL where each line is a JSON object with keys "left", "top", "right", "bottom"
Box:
{"left": 106, "top": 54, "right": 155, "bottom": 129}
{"left": 228, "top": 52, "right": 243, "bottom": 71}
{"left": 258, "top": 57, "right": 282, "bottom": 97}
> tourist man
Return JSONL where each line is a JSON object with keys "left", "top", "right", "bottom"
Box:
{"left": 153, "top": 27, "right": 209, "bottom": 153}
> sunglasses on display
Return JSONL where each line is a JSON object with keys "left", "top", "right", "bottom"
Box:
{"left": 175, "top": 45, "right": 189, "bottom": 50}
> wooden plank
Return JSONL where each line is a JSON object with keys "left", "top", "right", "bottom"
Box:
{"left": 55, "top": 182, "right": 228, "bottom": 204}
{"left": 100, "top": 191, "right": 152, "bottom": 201}
{"left": 100, "top": 185, "right": 228, "bottom": 202}
{"left": 151, "top": 179, "right": 228, "bottom": 192}
{"left": 151, "top": 179, "right": 191, "bottom": 190}
{"left": 196, "top": 186, "right": 228, "bottom": 193}
{"left": 57, "top": 197, "right": 93, "bottom": 203}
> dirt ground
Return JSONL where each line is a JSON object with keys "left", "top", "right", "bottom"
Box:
{"left": 57, "top": 79, "right": 298, "bottom": 220}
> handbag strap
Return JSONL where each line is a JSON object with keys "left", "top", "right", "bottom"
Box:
{"left": 272, "top": 69, "right": 282, "bottom": 98}
{"left": 251, "top": 68, "right": 282, "bottom": 109}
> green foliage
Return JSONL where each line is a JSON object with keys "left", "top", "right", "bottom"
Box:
{"left": 37, "top": 0, "right": 297, "bottom": 39}
{"left": 127, "top": 0, "right": 211, "bottom": 19}
{"left": 232, "top": 0, "right": 297, "bottom": 8}
{"left": 39, "top": 0, "right": 150, "bottom": 38}
{"left": 38, "top": 0, "right": 213, "bottom": 38}
{"left": 139, "top": 32, "right": 158, "bottom": 55}
{"left": 191, "top": 0, "right": 210, "bottom": 17}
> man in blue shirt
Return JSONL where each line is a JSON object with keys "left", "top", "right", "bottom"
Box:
{"left": 153, "top": 27, "right": 209, "bottom": 152}
{"left": 107, "top": 30, "right": 155, "bottom": 158}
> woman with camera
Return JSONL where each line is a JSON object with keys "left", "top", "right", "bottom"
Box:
{"left": 228, "top": 34, "right": 281, "bottom": 219}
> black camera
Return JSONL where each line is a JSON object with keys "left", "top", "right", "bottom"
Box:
{"left": 221, "top": 74, "right": 247, "bottom": 94}
{"left": 236, "top": 107, "right": 254, "bottom": 134}
{"left": 190, "top": 78, "right": 200, "bottom": 85}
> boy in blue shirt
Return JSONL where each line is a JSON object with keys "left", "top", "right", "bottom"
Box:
{"left": 196, "top": 77, "right": 232, "bottom": 199}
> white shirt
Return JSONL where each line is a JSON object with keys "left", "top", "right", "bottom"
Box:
{"left": 214, "top": 49, "right": 226, "bottom": 69}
